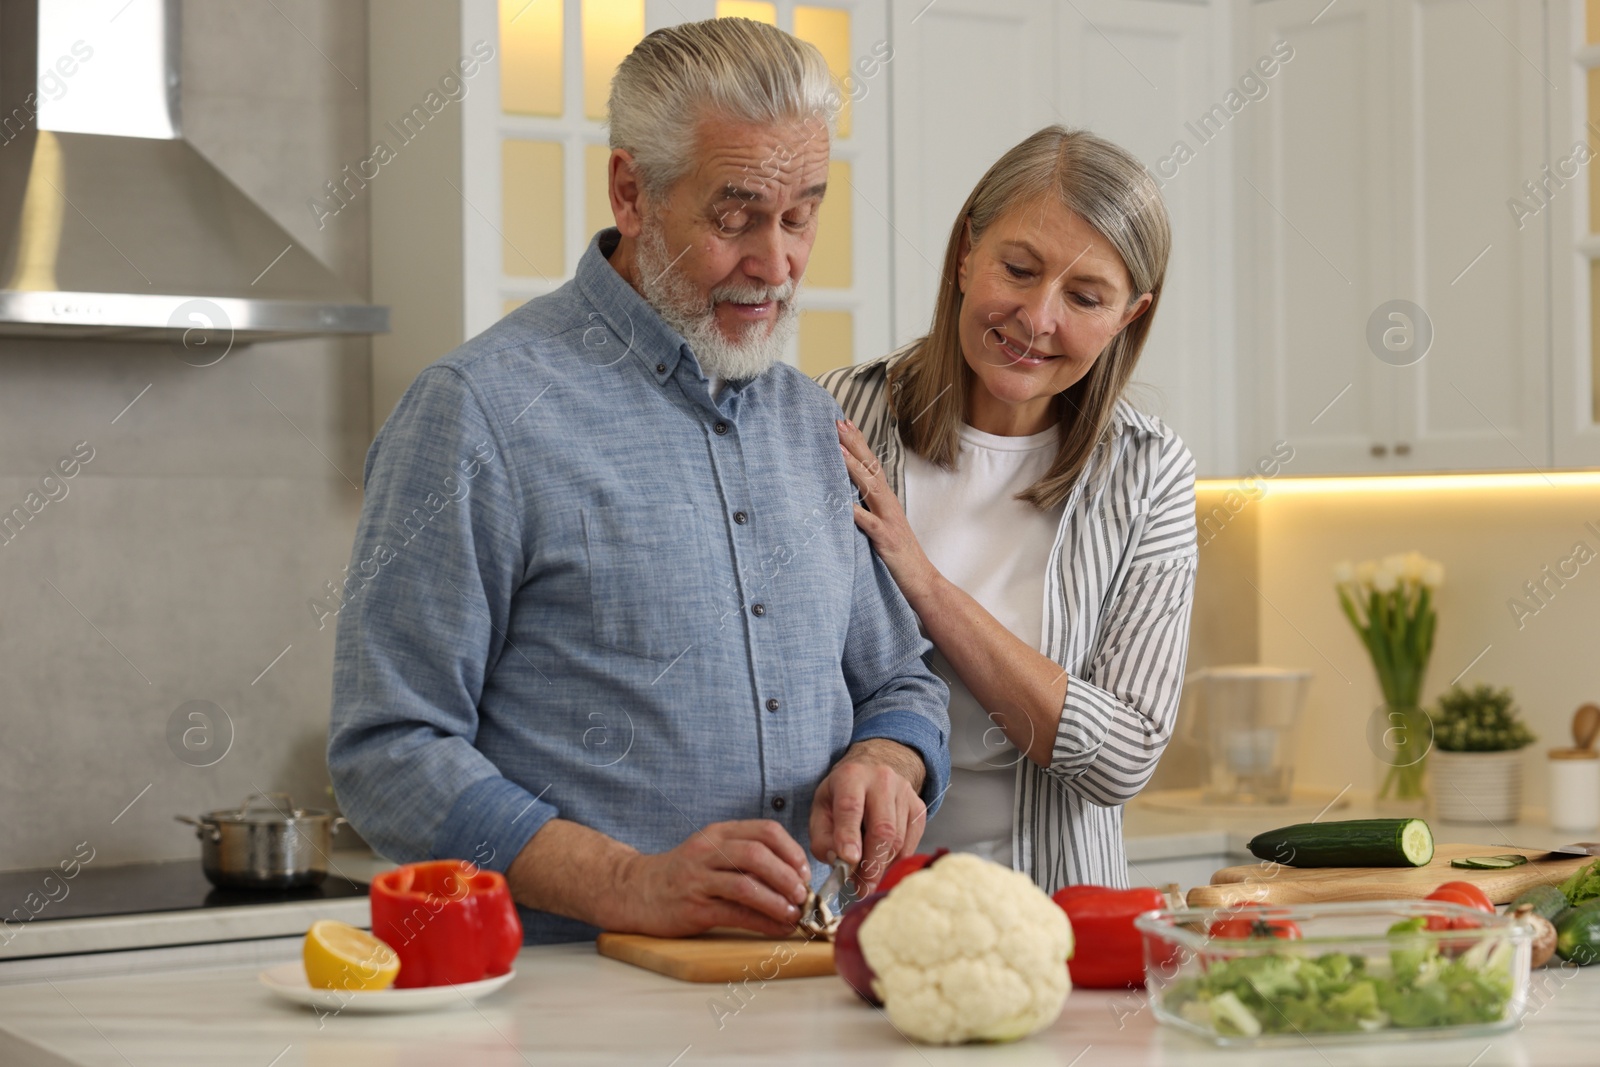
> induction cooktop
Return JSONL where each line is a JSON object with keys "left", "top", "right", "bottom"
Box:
{"left": 0, "top": 859, "right": 367, "bottom": 924}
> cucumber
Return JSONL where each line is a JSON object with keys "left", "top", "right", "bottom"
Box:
{"left": 1450, "top": 854, "right": 1529, "bottom": 870}
{"left": 1246, "top": 818, "right": 1434, "bottom": 868}
{"left": 1510, "top": 884, "right": 1572, "bottom": 924}
{"left": 1556, "top": 898, "right": 1600, "bottom": 965}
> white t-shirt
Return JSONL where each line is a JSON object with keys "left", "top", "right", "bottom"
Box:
{"left": 904, "top": 422, "right": 1062, "bottom": 865}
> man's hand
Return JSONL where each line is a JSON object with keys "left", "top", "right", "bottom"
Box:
{"left": 809, "top": 739, "right": 928, "bottom": 896}
{"left": 506, "top": 817, "right": 812, "bottom": 938}
{"left": 614, "top": 820, "right": 812, "bottom": 938}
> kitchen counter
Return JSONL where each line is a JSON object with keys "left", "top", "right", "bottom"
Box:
{"left": 1122, "top": 793, "right": 1568, "bottom": 854}
{"left": 2, "top": 798, "right": 1590, "bottom": 1063}
{"left": 0, "top": 936, "right": 1594, "bottom": 1066}
{"left": 1120, "top": 793, "right": 1578, "bottom": 896}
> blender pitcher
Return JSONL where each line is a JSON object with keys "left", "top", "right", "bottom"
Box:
{"left": 1182, "top": 666, "right": 1312, "bottom": 805}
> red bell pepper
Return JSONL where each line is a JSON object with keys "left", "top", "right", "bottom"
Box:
{"left": 875, "top": 847, "right": 950, "bottom": 895}
{"left": 370, "top": 861, "right": 523, "bottom": 988}
{"left": 1051, "top": 884, "right": 1168, "bottom": 989}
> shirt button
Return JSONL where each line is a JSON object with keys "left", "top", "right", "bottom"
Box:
{"left": 655, "top": 363, "right": 666, "bottom": 374}
{"left": 771, "top": 796, "right": 786, "bottom": 811}
{"left": 751, "top": 603, "right": 766, "bottom": 617}
{"left": 733, "top": 511, "right": 748, "bottom": 525}
{"left": 713, "top": 421, "right": 729, "bottom": 435}
{"left": 766, "top": 698, "right": 780, "bottom": 712}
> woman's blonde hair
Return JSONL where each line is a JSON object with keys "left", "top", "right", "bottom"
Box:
{"left": 890, "top": 126, "right": 1171, "bottom": 510}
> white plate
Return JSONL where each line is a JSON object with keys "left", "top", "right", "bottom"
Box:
{"left": 259, "top": 961, "right": 515, "bottom": 1014}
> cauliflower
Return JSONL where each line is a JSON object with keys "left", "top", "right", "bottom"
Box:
{"left": 855, "top": 853, "right": 1074, "bottom": 1044}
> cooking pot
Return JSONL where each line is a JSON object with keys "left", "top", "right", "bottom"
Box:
{"left": 175, "top": 793, "right": 347, "bottom": 890}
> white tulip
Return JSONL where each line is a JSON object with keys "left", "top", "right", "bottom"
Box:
{"left": 1401, "top": 552, "right": 1427, "bottom": 582}
{"left": 1356, "top": 561, "right": 1378, "bottom": 585}
{"left": 1373, "top": 566, "right": 1400, "bottom": 593}
{"left": 1421, "top": 561, "right": 1444, "bottom": 587}
{"left": 1333, "top": 560, "right": 1356, "bottom": 584}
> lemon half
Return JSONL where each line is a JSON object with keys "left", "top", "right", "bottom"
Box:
{"left": 303, "top": 920, "right": 400, "bottom": 991}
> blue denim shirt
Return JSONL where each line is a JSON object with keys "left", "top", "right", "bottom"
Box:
{"left": 328, "top": 230, "right": 950, "bottom": 943}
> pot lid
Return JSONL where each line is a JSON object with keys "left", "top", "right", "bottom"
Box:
{"left": 201, "top": 793, "right": 328, "bottom": 824}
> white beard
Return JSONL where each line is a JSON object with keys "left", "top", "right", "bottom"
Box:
{"left": 634, "top": 219, "right": 798, "bottom": 383}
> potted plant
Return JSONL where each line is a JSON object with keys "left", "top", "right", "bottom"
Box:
{"left": 1428, "top": 683, "right": 1536, "bottom": 823}
{"left": 1334, "top": 552, "right": 1442, "bottom": 809}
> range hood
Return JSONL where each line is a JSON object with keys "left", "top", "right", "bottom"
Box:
{"left": 0, "top": 0, "right": 387, "bottom": 343}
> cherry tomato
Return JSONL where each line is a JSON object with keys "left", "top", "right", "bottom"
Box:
{"left": 1428, "top": 881, "right": 1495, "bottom": 912}
{"left": 1424, "top": 881, "right": 1494, "bottom": 932}
{"left": 1208, "top": 903, "right": 1303, "bottom": 941}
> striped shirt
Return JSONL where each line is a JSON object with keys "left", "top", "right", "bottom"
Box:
{"left": 819, "top": 348, "right": 1198, "bottom": 890}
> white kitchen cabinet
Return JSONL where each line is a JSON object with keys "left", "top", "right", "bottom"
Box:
{"left": 888, "top": 0, "right": 1235, "bottom": 476}
{"left": 1058, "top": 0, "right": 1236, "bottom": 478}
{"left": 1548, "top": 0, "right": 1600, "bottom": 467}
{"left": 1391, "top": 1, "right": 1549, "bottom": 472}
{"left": 1239, "top": 0, "right": 1551, "bottom": 474}
{"left": 885, "top": 0, "right": 1060, "bottom": 346}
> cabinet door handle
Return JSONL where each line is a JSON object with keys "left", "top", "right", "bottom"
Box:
{"left": 1395, "top": 443, "right": 1411, "bottom": 456}
{"left": 1370, "top": 443, "right": 1388, "bottom": 457}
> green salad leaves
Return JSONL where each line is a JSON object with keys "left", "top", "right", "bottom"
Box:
{"left": 1560, "top": 859, "right": 1600, "bottom": 907}
{"left": 1164, "top": 918, "right": 1517, "bottom": 1038}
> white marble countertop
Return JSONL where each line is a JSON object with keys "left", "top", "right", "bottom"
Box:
{"left": 0, "top": 937, "right": 1593, "bottom": 1066}
{"left": 1, "top": 799, "right": 1595, "bottom": 1063}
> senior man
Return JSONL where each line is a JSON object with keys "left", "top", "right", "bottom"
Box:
{"left": 328, "top": 18, "right": 949, "bottom": 944}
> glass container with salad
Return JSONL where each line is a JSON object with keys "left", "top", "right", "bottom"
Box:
{"left": 1134, "top": 899, "right": 1533, "bottom": 1046}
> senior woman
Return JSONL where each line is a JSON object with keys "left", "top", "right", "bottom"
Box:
{"left": 819, "top": 126, "right": 1196, "bottom": 891}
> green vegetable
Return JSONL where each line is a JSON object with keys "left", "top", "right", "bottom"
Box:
{"left": 1209, "top": 990, "right": 1263, "bottom": 1037}
{"left": 1450, "top": 855, "right": 1528, "bottom": 870}
{"left": 1164, "top": 919, "right": 1516, "bottom": 1038}
{"left": 1509, "top": 884, "right": 1571, "bottom": 924}
{"left": 1555, "top": 898, "right": 1600, "bottom": 965}
{"left": 1560, "top": 859, "right": 1600, "bottom": 907}
{"left": 1246, "top": 819, "right": 1434, "bottom": 868}
{"left": 1386, "top": 917, "right": 1433, "bottom": 985}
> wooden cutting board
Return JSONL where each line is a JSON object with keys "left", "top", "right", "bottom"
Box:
{"left": 1186, "top": 843, "right": 1592, "bottom": 908}
{"left": 596, "top": 931, "right": 836, "bottom": 983}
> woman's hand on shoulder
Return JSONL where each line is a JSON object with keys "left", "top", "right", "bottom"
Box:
{"left": 836, "top": 419, "right": 940, "bottom": 607}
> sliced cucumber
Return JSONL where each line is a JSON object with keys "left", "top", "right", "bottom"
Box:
{"left": 1246, "top": 818, "right": 1435, "bottom": 868}
{"left": 1450, "top": 854, "right": 1530, "bottom": 870}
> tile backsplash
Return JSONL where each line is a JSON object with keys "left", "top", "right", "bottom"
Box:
{"left": 0, "top": 1, "right": 372, "bottom": 871}
{"left": 1167, "top": 479, "right": 1600, "bottom": 810}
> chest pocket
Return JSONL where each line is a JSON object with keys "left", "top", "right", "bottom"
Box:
{"left": 585, "top": 504, "right": 716, "bottom": 662}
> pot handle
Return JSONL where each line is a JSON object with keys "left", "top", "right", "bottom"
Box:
{"left": 331, "top": 816, "right": 349, "bottom": 836}
{"left": 174, "top": 815, "right": 221, "bottom": 844}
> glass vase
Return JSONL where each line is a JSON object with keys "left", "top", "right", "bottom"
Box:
{"left": 1368, "top": 704, "right": 1431, "bottom": 813}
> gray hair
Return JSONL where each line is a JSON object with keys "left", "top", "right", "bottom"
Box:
{"left": 607, "top": 18, "right": 836, "bottom": 200}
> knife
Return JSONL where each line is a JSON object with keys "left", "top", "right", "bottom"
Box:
{"left": 1508, "top": 842, "right": 1600, "bottom": 861}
